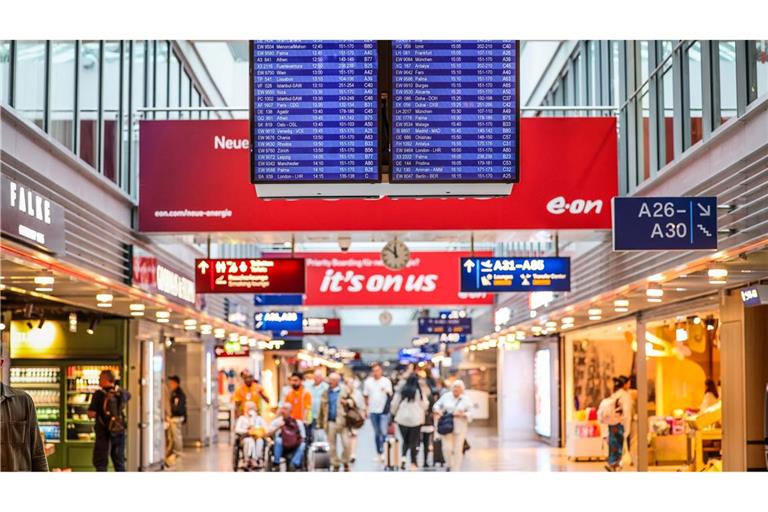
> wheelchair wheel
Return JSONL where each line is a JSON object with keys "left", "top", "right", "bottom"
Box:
{"left": 232, "top": 441, "right": 242, "bottom": 471}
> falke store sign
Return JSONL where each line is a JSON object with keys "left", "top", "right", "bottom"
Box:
{"left": 195, "top": 258, "right": 305, "bottom": 294}
{"left": 298, "top": 252, "right": 493, "bottom": 306}
{"left": 1, "top": 175, "right": 66, "bottom": 254}
{"left": 138, "top": 118, "right": 617, "bottom": 233}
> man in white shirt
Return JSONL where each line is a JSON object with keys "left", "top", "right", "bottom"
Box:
{"left": 363, "top": 363, "right": 393, "bottom": 461}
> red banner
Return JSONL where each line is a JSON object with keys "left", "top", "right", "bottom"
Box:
{"left": 301, "top": 252, "right": 493, "bottom": 306}
{"left": 139, "top": 118, "right": 617, "bottom": 232}
{"left": 195, "top": 258, "right": 305, "bottom": 294}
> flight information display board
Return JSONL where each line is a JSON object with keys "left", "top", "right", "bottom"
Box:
{"left": 390, "top": 40, "right": 518, "bottom": 183}
{"left": 251, "top": 40, "right": 379, "bottom": 183}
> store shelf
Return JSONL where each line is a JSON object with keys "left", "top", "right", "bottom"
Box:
{"left": 12, "top": 383, "right": 60, "bottom": 389}
{"left": 69, "top": 419, "right": 95, "bottom": 424}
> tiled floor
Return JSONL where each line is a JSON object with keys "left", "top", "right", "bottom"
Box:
{"left": 170, "top": 420, "right": 613, "bottom": 472}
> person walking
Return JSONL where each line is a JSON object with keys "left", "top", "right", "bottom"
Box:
{"left": 304, "top": 369, "right": 328, "bottom": 442}
{"left": 87, "top": 369, "right": 130, "bottom": 471}
{"left": 0, "top": 375, "right": 48, "bottom": 471}
{"left": 346, "top": 374, "right": 365, "bottom": 463}
{"left": 432, "top": 379, "right": 472, "bottom": 472}
{"left": 391, "top": 373, "right": 429, "bottom": 471}
{"left": 363, "top": 362, "right": 393, "bottom": 462}
{"left": 318, "top": 372, "right": 357, "bottom": 471}
{"left": 598, "top": 375, "right": 633, "bottom": 472}
{"left": 233, "top": 370, "right": 270, "bottom": 418}
{"left": 167, "top": 375, "right": 186, "bottom": 461}
{"left": 284, "top": 371, "right": 313, "bottom": 425}
{"left": 420, "top": 373, "right": 440, "bottom": 468}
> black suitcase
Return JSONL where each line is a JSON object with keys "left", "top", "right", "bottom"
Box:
{"left": 433, "top": 437, "right": 446, "bottom": 466}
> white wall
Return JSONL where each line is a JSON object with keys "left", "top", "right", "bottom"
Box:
{"left": 497, "top": 343, "right": 536, "bottom": 440}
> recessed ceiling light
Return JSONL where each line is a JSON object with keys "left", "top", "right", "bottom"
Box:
{"left": 156, "top": 311, "right": 170, "bottom": 319}
{"left": 96, "top": 293, "right": 113, "bottom": 303}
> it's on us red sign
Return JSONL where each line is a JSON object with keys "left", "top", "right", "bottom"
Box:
{"left": 300, "top": 252, "right": 492, "bottom": 306}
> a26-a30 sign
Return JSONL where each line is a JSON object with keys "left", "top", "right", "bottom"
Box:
{"left": 195, "top": 258, "right": 305, "bottom": 294}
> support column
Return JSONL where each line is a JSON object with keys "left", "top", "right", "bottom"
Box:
{"left": 635, "top": 313, "right": 648, "bottom": 471}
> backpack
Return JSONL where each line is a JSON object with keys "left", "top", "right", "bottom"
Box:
{"left": 102, "top": 388, "right": 127, "bottom": 434}
{"left": 597, "top": 395, "right": 623, "bottom": 426}
{"left": 437, "top": 411, "right": 454, "bottom": 435}
{"left": 280, "top": 417, "right": 302, "bottom": 450}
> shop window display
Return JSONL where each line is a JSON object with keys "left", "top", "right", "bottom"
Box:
{"left": 644, "top": 313, "right": 722, "bottom": 471}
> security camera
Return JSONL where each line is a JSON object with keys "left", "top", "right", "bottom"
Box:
{"left": 338, "top": 236, "right": 352, "bottom": 252}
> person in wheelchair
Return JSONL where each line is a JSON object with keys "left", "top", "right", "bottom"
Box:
{"left": 268, "top": 402, "right": 306, "bottom": 471}
{"left": 234, "top": 401, "right": 268, "bottom": 470}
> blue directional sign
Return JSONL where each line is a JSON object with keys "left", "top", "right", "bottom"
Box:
{"left": 740, "top": 285, "right": 768, "bottom": 307}
{"left": 418, "top": 317, "right": 473, "bottom": 335}
{"left": 438, "top": 332, "right": 467, "bottom": 344}
{"left": 612, "top": 197, "right": 717, "bottom": 251}
{"left": 460, "top": 257, "right": 571, "bottom": 293}
{"left": 253, "top": 311, "right": 303, "bottom": 332}
{"left": 398, "top": 347, "right": 432, "bottom": 364}
{"left": 254, "top": 294, "right": 304, "bottom": 306}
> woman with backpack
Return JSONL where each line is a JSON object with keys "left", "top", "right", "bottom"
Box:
{"left": 432, "top": 379, "right": 472, "bottom": 472}
{"left": 599, "top": 375, "right": 633, "bottom": 472}
{"left": 390, "top": 373, "right": 429, "bottom": 471}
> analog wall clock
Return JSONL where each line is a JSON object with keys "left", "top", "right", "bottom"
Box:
{"left": 381, "top": 239, "right": 410, "bottom": 270}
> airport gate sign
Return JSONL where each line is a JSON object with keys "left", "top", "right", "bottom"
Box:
{"left": 612, "top": 197, "right": 717, "bottom": 251}
{"left": 460, "top": 257, "right": 571, "bottom": 293}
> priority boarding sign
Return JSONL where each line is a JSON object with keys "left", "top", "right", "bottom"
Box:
{"left": 612, "top": 197, "right": 717, "bottom": 251}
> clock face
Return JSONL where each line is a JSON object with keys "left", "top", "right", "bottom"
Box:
{"left": 381, "top": 239, "right": 410, "bottom": 270}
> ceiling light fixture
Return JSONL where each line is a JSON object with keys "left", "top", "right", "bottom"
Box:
{"left": 96, "top": 293, "right": 113, "bottom": 303}
{"left": 34, "top": 275, "right": 54, "bottom": 292}
{"left": 646, "top": 283, "right": 664, "bottom": 302}
{"left": 707, "top": 267, "right": 728, "bottom": 284}
{"left": 87, "top": 316, "right": 100, "bottom": 335}
{"left": 156, "top": 311, "right": 171, "bottom": 319}
{"left": 561, "top": 316, "right": 575, "bottom": 324}
{"left": 69, "top": 312, "right": 78, "bottom": 333}
{"left": 213, "top": 328, "right": 225, "bottom": 339}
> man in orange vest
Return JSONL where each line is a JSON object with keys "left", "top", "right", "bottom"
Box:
{"left": 233, "top": 370, "right": 270, "bottom": 417}
{"left": 284, "top": 372, "right": 312, "bottom": 425}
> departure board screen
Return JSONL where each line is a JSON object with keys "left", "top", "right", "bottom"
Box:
{"left": 251, "top": 41, "right": 379, "bottom": 183}
{"left": 390, "top": 40, "right": 518, "bottom": 183}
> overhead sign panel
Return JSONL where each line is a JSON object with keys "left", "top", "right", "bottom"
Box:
{"left": 391, "top": 40, "right": 518, "bottom": 183}
{"left": 302, "top": 317, "right": 342, "bottom": 335}
{"left": 251, "top": 40, "right": 379, "bottom": 183}
{"left": 254, "top": 311, "right": 303, "bottom": 332}
{"left": 438, "top": 332, "right": 468, "bottom": 344}
{"left": 139, "top": 117, "right": 617, "bottom": 232}
{"left": 195, "top": 258, "right": 305, "bottom": 294}
{"left": 460, "top": 257, "right": 571, "bottom": 292}
{"left": 254, "top": 294, "right": 304, "bottom": 306}
{"left": 214, "top": 342, "right": 250, "bottom": 358}
{"left": 298, "top": 252, "right": 493, "bottom": 306}
{"left": 740, "top": 285, "right": 768, "bottom": 307}
{"left": 612, "top": 197, "right": 718, "bottom": 251}
{"left": 418, "top": 317, "right": 473, "bottom": 335}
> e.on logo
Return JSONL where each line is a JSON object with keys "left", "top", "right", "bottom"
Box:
{"left": 546, "top": 196, "right": 603, "bottom": 215}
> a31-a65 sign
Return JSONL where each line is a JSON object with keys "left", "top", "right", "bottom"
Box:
{"left": 195, "top": 258, "right": 305, "bottom": 294}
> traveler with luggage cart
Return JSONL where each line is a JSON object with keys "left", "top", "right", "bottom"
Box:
{"left": 317, "top": 372, "right": 358, "bottom": 471}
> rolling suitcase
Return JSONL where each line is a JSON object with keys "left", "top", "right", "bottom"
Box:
{"left": 432, "top": 437, "right": 446, "bottom": 467}
{"left": 384, "top": 436, "right": 400, "bottom": 471}
{"left": 307, "top": 441, "right": 331, "bottom": 471}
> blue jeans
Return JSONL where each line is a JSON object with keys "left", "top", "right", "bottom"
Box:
{"left": 369, "top": 412, "right": 390, "bottom": 455}
{"left": 274, "top": 436, "right": 305, "bottom": 468}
